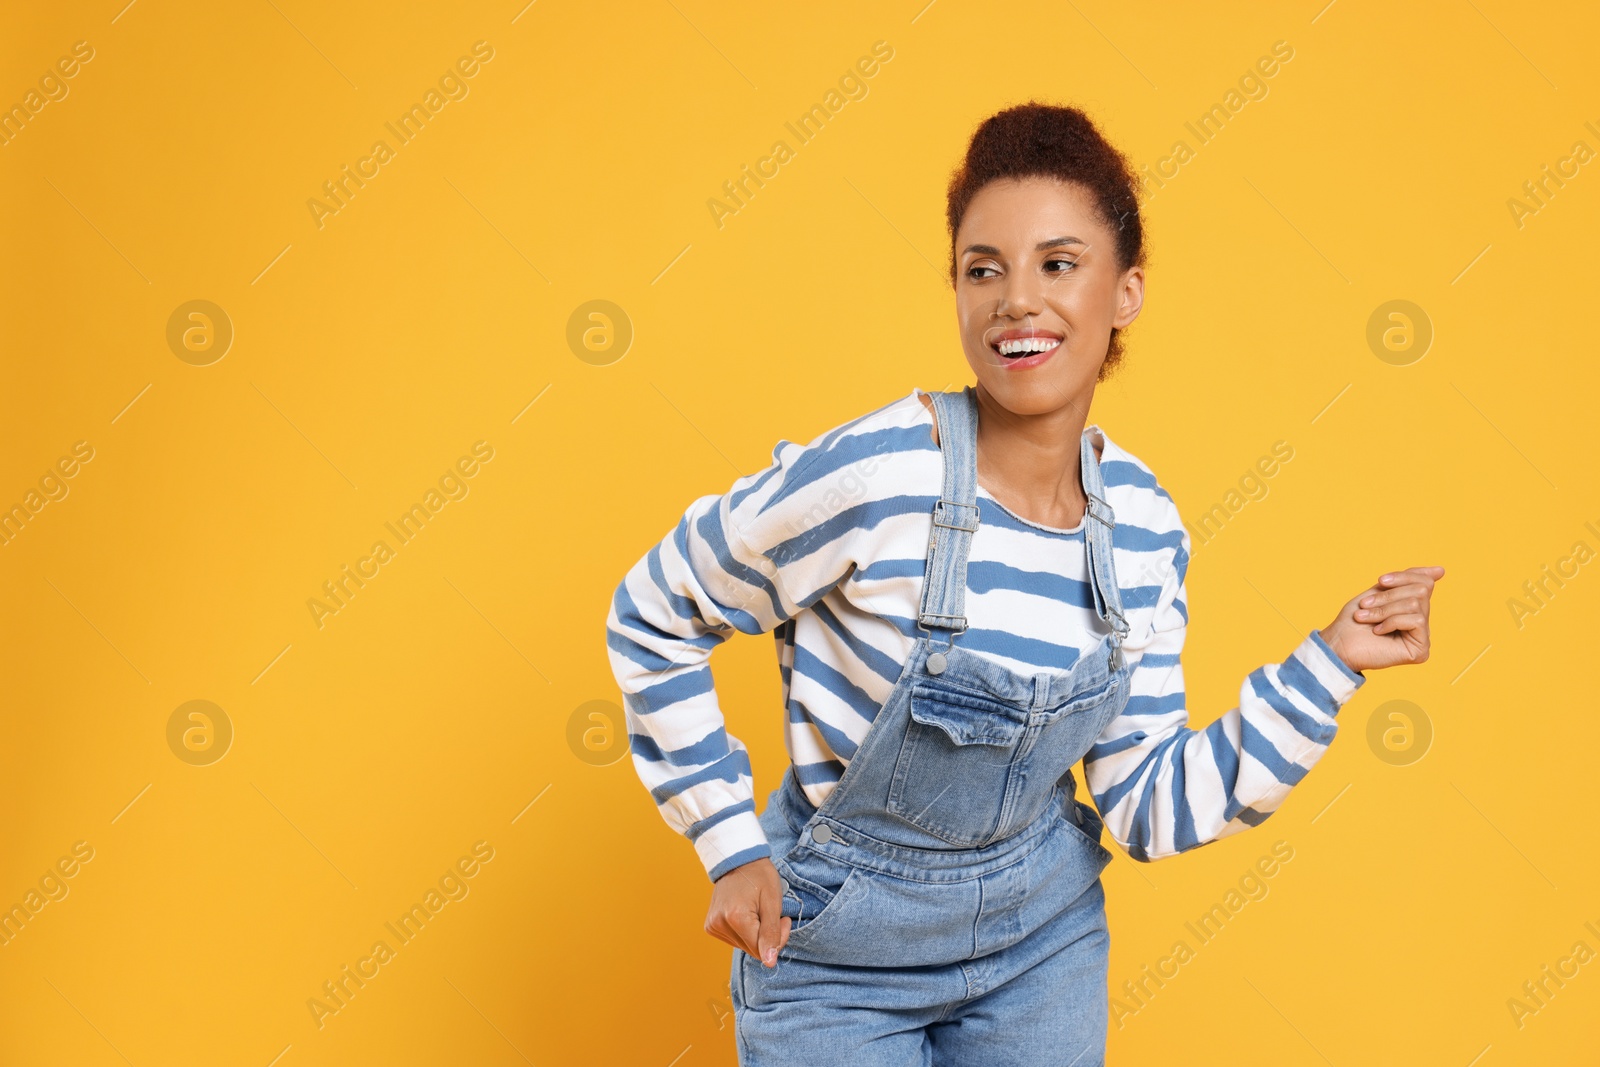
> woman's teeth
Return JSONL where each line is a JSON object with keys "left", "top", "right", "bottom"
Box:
{"left": 996, "top": 337, "right": 1060, "bottom": 357}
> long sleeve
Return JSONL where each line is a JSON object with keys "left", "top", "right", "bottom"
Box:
{"left": 604, "top": 433, "right": 866, "bottom": 882}
{"left": 1083, "top": 515, "right": 1367, "bottom": 861}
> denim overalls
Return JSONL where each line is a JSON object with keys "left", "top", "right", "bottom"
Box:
{"left": 730, "top": 386, "right": 1135, "bottom": 1066}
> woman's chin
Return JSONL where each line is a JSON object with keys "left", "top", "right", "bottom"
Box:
{"left": 968, "top": 361, "right": 1099, "bottom": 415}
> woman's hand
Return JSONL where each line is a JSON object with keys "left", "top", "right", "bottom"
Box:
{"left": 706, "top": 857, "right": 791, "bottom": 968}
{"left": 1319, "top": 566, "right": 1446, "bottom": 674}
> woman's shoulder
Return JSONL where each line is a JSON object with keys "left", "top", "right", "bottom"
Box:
{"left": 1094, "top": 428, "right": 1188, "bottom": 556}
{"left": 762, "top": 388, "right": 937, "bottom": 482}
{"left": 729, "top": 388, "right": 940, "bottom": 551}
{"left": 1089, "top": 429, "right": 1190, "bottom": 635}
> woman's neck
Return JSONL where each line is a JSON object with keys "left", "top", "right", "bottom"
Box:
{"left": 972, "top": 387, "right": 1099, "bottom": 531}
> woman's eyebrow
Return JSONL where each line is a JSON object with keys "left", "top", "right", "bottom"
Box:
{"left": 962, "top": 236, "right": 1087, "bottom": 256}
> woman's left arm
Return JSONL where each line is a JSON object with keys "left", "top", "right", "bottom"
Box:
{"left": 1081, "top": 519, "right": 1444, "bottom": 862}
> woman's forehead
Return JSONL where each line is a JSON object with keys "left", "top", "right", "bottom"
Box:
{"left": 958, "top": 178, "right": 1102, "bottom": 238}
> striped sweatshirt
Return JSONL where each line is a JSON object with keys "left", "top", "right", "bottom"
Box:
{"left": 605, "top": 388, "right": 1367, "bottom": 882}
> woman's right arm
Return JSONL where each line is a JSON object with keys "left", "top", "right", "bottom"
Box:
{"left": 606, "top": 486, "right": 806, "bottom": 967}
{"left": 605, "top": 414, "right": 897, "bottom": 863}
{"left": 605, "top": 410, "right": 903, "bottom": 963}
{"left": 605, "top": 486, "right": 799, "bottom": 883}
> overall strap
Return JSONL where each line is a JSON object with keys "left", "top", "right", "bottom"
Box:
{"left": 1079, "top": 425, "right": 1131, "bottom": 669}
{"left": 916, "top": 387, "right": 980, "bottom": 645}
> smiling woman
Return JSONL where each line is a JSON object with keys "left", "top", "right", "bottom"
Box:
{"left": 945, "top": 104, "right": 1147, "bottom": 418}
{"left": 607, "top": 100, "right": 1444, "bottom": 1067}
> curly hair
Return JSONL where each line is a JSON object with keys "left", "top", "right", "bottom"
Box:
{"left": 945, "top": 102, "right": 1148, "bottom": 378}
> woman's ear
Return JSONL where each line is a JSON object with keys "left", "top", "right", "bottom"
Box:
{"left": 1113, "top": 267, "right": 1145, "bottom": 330}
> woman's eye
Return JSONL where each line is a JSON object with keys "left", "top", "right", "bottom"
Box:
{"left": 1045, "top": 257, "right": 1079, "bottom": 273}
{"left": 967, "top": 265, "right": 999, "bottom": 280}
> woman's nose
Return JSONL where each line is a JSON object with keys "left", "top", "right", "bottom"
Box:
{"left": 997, "top": 273, "right": 1045, "bottom": 317}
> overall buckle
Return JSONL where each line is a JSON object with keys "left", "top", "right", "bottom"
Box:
{"left": 916, "top": 613, "right": 966, "bottom": 674}
{"left": 1084, "top": 490, "right": 1115, "bottom": 529}
{"left": 931, "top": 499, "right": 980, "bottom": 532}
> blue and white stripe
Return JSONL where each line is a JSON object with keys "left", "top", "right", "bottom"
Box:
{"left": 605, "top": 388, "right": 1366, "bottom": 881}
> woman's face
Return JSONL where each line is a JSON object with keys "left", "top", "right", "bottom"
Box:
{"left": 952, "top": 176, "right": 1144, "bottom": 418}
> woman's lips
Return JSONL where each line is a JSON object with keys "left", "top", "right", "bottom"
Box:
{"left": 985, "top": 334, "right": 1062, "bottom": 371}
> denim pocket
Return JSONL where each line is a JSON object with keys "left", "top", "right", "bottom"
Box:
{"left": 773, "top": 849, "right": 860, "bottom": 946}
{"left": 1062, "top": 798, "right": 1115, "bottom": 867}
{"left": 773, "top": 861, "right": 988, "bottom": 969}
{"left": 885, "top": 684, "right": 1027, "bottom": 846}
{"left": 1036, "top": 672, "right": 1120, "bottom": 722}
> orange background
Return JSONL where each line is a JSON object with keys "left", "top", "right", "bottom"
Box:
{"left": 2, "top": 1, "right": 1597, "bottom": 1063}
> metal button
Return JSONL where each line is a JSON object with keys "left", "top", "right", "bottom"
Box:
{"left": 1073, "top": 804, "right": 1085, "bottom": 826}
{"left": 778, "top": 876, "right": 789, "bottom": 895}
{"left": 1108, "top": 644, "right": 1124, "bottom": 671}
{"left": 927, "top": 651, "right": 947, "bottom": 675}
{"left": 811, "top": 824, "right": 833, "bottom": 844}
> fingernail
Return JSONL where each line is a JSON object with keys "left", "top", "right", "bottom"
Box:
{"left": 764, "top": 948, "right": 776, "bottom": 966}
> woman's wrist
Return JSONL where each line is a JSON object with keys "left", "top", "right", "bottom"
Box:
{"left": 1317, "top": 624, "right": 1362, "bottom": 677}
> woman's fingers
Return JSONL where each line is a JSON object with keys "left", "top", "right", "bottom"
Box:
{"left": 1374, "top": 566, "right": 1444, "bottom": 591}
{"left": 1355, "top": 591, "right": 1427, "bottom": 621}
{"left": 709, "top": 876, "right": 787, "bottom": 967}
{"left": 705, "top": 857, "right": 789, "bottom": 964}
{"left": 1359, "top": 568, "right": 1444, "bottom": 611}
{"left": 1326, "top": 567, "right": 1443, "bottom": 672}
{"left": 707, "top": 919, "right": 742, "bottom": 953}
{"left": 755, "top": 886, "right": 785, "bottom": 968}
{"left": 1372, "top": 611, "right": 1426, "bottom": 636}
{"left": 706, "top": 882, "right": 762, "bottom": 959}
{"left": 723, "top": 904, "right": 761, "bottom": 961}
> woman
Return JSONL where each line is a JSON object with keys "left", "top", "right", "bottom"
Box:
{"left": 605, "top": 102, "right": 1443, "bottom": 1065}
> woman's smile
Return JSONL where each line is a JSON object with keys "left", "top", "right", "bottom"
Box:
{"left": 988, "top": 326, "right": 1063, "bottom": 370}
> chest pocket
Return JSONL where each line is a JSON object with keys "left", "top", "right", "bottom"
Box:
{"left": 886, "top": 684, "right": 1028, "bottom": 847}
{"left": 886, "top": 672, "right": 1125, "bottom": 848}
